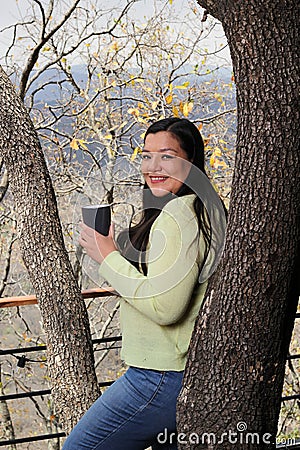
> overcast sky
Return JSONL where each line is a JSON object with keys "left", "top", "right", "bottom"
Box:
{"left": 0, "top": 0, "right": 26, "bottom": 27}
{"left": 0, "top": 0, "right": 231, "bottom": 64}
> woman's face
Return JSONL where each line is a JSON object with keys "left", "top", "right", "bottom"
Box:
{"left": 141, "top": 131, "right": 191, "bottom": 197}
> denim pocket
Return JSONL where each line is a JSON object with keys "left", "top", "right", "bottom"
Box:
{"left": 124, "top": 367, "right": 165, "bottom": 403}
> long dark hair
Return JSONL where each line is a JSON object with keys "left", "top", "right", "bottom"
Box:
{"left": 118, "top": 117, "right": 214, "bottom": 275}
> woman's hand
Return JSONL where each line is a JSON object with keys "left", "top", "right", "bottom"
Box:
{"left": 78, "top": 222, "right": 117, "bottom": 264}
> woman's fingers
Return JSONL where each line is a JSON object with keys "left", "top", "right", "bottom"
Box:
{"left": 78, "top": 222, "right": 95, "bottom": 248}
{"left": 78, "top": 221, "right": 117, "bottom": 263}
{"left": 108, "top": 223, "right": 115, "bottom": 239}
{"left": 79, "top": 221, "right": 94, "bottom": 236}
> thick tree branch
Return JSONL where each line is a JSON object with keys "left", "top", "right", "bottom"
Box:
{"left": 0, "top": 65, "right": 100, "bottom": 432}
{"left": 196, "top": 0, "right": 225, "bottom": 21}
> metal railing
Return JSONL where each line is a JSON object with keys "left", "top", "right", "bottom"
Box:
{"left": 1, "top": 292, "right": 299, "bottom": 448}
{"left": 0, "top": 288, "right": 121, "bottom": 447}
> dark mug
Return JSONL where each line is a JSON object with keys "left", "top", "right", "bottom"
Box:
{"left": 82, "top": 204, "right": 111, "bottom": 236}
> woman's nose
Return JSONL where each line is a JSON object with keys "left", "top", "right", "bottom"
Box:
{"left": 146, "top": 153, "right": 162, "bottom": 172}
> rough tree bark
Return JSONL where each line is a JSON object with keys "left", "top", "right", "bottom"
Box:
{"left": 0, "top": 66, "right": 100, "bottom": 432}
{"left": 177, "top": 1, "right": 299, "bottom": 449}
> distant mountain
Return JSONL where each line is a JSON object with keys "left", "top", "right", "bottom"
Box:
{"left": 27, "top": 64, "right": 235, "bottom": 103}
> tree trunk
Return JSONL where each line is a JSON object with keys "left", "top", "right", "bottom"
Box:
{"left": 177, "top": 1, "right": 299, "bottom": 448}
{"left": 0, "top": 66, "right": 100, "bottom": 432}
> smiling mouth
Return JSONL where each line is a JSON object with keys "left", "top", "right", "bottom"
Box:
{"left": 149, "top": 176, "right": 168, "bottom": 183}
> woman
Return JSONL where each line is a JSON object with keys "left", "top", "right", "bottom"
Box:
{"left": 63, "top": 117, "right": 223, "bottom": 450}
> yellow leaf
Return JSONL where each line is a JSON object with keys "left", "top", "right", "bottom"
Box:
{"left": 174, "top": 81, "right": 190, "bottom": 90}
{"left": 210, "top": 155, "right": 215, "bottom": 166}
{"left": 214, "top": 93, "right": 223, "bottom": 103}
{"left": 165, "top": 94, "right": 173, "bottom": 104}
{"left": 187, "top": 101, "right": 194, "bottom": 113}
{"left": 137, "top": 117, "right": 148, "bottom": 124}
{"left": 43, "top": 46, "right": 51, "bottom": 52}
{"left": 131, "top": 147, "right": 141, "bottom": 161}
{"left": 77, "top": 139, "right": 88, "bottom": 150}
{"left": 152, "top": 101, "right": 159, "bottom": 110}
{"left": 128, "top": 107, "right": 139, "bottom": 116}
{"left": 104, "top": 134, "right": 113, "bottom": 140}
{"left": 172, "top": 105, "right": 179, "bottom": 117}
{"left": 70, "top": 139, "right": 79, "bottom": 150}
{"left": 110, "top": 41, "right": 118, "bottom": 52}
{"left": 183, "top": 102, "right": 189, "bottom": 117}
{"left": 23, "top": 333, "right": 31, "bottom": 343}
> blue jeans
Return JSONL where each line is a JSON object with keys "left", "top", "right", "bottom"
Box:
{"left": 63, "top": 366, "right": 184, "bottom": 450}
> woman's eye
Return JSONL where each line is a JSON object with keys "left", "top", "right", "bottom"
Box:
{"left": 141, "top": 154, "right": 151, "bottom": 160}
{"left": 162, "top": 154, "right": 174, "bottom": 160}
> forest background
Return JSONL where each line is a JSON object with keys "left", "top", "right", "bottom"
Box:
{"left": 0, "top": 0, "right": 298, "bottom": 448}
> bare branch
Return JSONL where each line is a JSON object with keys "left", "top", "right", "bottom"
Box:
{"left": 1, "top": 21, "right": 35, "bottom": 63}
{"left": 19, "top": 0, "right": 81, "bottom": 100}
{"left": 200, "top": 107, "right": 236, "bottom": 124}
{"left": 32, "top": 0, "right": 47, "bottom": 37}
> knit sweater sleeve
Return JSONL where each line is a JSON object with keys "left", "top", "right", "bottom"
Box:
{"left": 99, "top": 197, "right": 202, "bottom": 326}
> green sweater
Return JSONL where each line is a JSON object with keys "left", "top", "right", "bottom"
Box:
{"left": 99, "top": 194, "right": 207, "bottom": 371}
